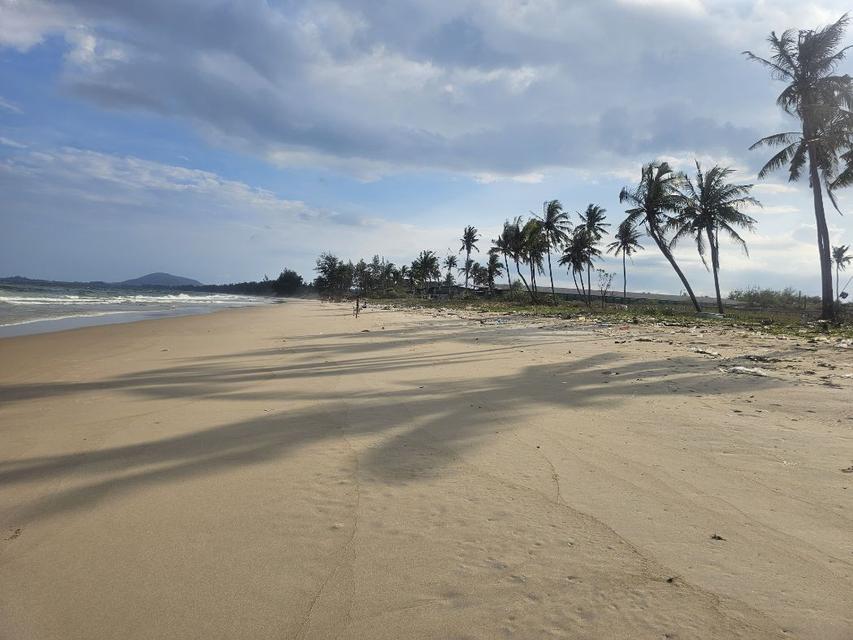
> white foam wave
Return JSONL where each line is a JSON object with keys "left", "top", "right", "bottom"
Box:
{"left": 0, "top": 293, "right": 264, "bottom": 306}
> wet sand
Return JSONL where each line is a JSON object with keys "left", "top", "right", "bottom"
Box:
{"left": 1, "top": 299, "right": 851, "bottom": 639}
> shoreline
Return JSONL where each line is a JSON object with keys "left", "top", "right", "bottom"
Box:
{"left": 0, "top": 298, "right": 280, "bottom": 338}
{"left": 1, "top": 300, "right": 851, "bottom": 639}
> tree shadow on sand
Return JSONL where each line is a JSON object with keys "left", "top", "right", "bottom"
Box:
{"left": 0, "top": 334, "right": 781, "bottom": 524}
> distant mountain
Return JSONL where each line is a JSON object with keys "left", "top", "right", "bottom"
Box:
{"left": 119, "top": 272, "right": 203, "bottom": 287}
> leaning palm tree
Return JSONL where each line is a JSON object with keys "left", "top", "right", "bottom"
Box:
{"left": 459, "top": 225, "right": 480, "bottom": 291}
{"left": 833, "top": 244, "right": 852, "bottom": 303}
{"left": 506, "top": 217, "right": 536, "bottom": 303}
{"left": 606, "top": 220, "right": 644, "bottom": 304}
{"left": 745, "top": 14, "right": 853, "bottom": 320}
{"left": 492, "top": 224, "right": 514, "bottom": 292}
{"left": 670, "top": 163, "right": 760, "bottom": 314}
{"left": 620, "top": 162, "right": 702, "bottom": 312}
{"left": 578, "top": 204, "right": 609, "bottom": 302}
{"left": 535, "top": 200, "right": 572, "bottom": 303}
{"left": 521, "top": 218, "right": 547, "bottom": 295}
{"left": 559, "top": 227, "right": 599, "bottom": 305}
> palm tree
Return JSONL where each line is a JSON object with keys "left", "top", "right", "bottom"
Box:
{"left": 606, "top": 220, "right": 644, "bottom": 304}
{"left": 399, "top": 264, "right": 411, "bottom": 293}
{"left": 535, "top": 200, "right": 572, "bottom": 304}
{"left": 459, "top": 226, "right": 480, "bottom": 291}
{"left": 578, "top": 204, "right": 609, "bottom": 302}
{"left": 492, "top": 225, "right": 514, "bottom": 292}
{"left": 620, "top": 162, "right": 702, "bottom": 312}
{"left": 521, "top": 218, "right": 547, "bottom": 296}
{"left": 458, "top": 258, "right": 474, "bottom": 283}
{"left": 559, "top": 228, "right": 599, "bottom": 305}
{"left": 669, "top": 163, "right": 760, "bottom": 314}
{"left": 506, "top": 217, "right": 536, "bottom": 303}
{"left": 485, "top": 252, "right": 504, "bottom": 295}
{"left": 443, "top": 254, "right": 457, "bottom": 283}
{"left": 833, "top": 244, "right": 852, "bottom": 303}
{"left": 745, "top": 14, "right": 853, "bottom": 320}
{"left": 411, "top": 250, "right": 440, "bottom": 292}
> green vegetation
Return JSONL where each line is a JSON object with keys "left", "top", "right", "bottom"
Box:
{"left": 308, "top": 14, "right": 853, "bottom": 329}
{"left": 745, "top": 14, "right": 853, "bottom": 320}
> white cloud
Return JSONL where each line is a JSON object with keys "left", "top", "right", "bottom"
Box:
{"left": 0, "top": 95, "right": 22, "bottom": 114}
{"left": 0, "top": 136, "right": 26, "bottom": 148}
{"left": 0, "top": 0, "right": 70, "bottom": 51}
{"left": 0, "top": 146, "right": 467, "bottom": 281}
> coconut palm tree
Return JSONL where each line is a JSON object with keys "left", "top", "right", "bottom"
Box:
{"left": 620, "top": 162, "right": 702, "bottom": 312}
{"left": 399, "top": 264, "right": 411, "bottom": 293}
{"left": 459, "top": 226, "right": 480, "bottom": 291}
{"left": 535, "top": 200, "right": 572, "bottom": 304}
{"left": 745, "top": 14, "right": 853, "bottom": 320}
{"left": 558, "top": 237, "right": 585, "bottom": 300}
{"left": 506, "top": 217, "right": 536, "bottom": 303}
{"left": 559, "top": 228, "right": 599, "bottom": 305}
{"left": 669, "top": 163, "right": 760, "bottom": 314}
{"left": 443, "top": 254, "right": 458, "bottom": 284}
{"left": 606, "top": 220, "right": 644, "bottom": 304}
{"left": 833, "top": 244, "right": 852, "bottom": 303}
{"left": 521, "top": 218, "right": 547, "bottom": 295}
{"left": 485, "top": 252, "right": 504, "bottom": 295}
{"left": 492, "top": 224, "right": 514, "bottom": 292}
{"left": 411, "top": 250, "right": 440, "bottom": 293}
{"left": 578, "top": 204, "right": 609, "bottom": 301}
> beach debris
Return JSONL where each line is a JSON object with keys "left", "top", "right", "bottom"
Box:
{"left": 741, "top": 354, "right": 782, "bottom": 363}
{"left": 636, "top": 337, "right": 654, "bottom": 342}
{"left": 5, "top": 528, "right": 21, "bottom": 541}
{"left": 841, "top": 466, "right": 853, "bottom": 474}
{"left": 694, "top": 347, "right": 721, "bottom": 358}
{"left": 720, "top": 366, "right": 769, "bottom": 377}
{"left": 710, "top": 533, "right": 726, "bottom": 541}
{"left": 360, "top": 329, "right": 370, "bottom": 333}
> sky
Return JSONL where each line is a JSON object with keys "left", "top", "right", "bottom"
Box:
{"left": 1, "top": 0, "right": 853, "bottom": 296}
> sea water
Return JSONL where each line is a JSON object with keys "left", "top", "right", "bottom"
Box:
{"left": 0, "top": 283, "right": 271, "bottom": 337}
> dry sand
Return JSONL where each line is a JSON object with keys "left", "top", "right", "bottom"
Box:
{"left": 0, "top": 299, "right": 851, "bottom": 639}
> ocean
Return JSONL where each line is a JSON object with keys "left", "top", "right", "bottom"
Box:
{"left": 0, "top": 283, "right": 272, "bottom": 337}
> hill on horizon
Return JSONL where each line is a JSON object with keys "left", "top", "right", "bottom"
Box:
{"left": 119, "top": 272, "right": 203, "bottom": 287}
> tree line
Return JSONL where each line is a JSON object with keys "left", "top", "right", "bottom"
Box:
{"left": 313, "top": 15, "right": 853, "bottom": 319}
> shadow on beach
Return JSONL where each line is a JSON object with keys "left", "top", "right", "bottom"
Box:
{"left": 0, "top": 319, "right": 779, "bottom": 523}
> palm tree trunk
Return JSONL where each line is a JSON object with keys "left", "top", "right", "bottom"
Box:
{"left": 514, "top": 259, "right": 535, "bottom": 303}
{"left": 572, "top": 270, "right": 586, "bottom": 304}
{"left": 547, "top": 245, "right": 557, "bottom": 305}
{"left": 572, "top": 270, "right": 582, "bottom": 300}
{"left": 649, "top": 224, "right": 702, "bottom": 312}
{"left": 707, "top": 226, "right": 724, "bottom": 314}
{"left": 622, "top": 252, "right": 627, "bottom": 305}
{"left": 586, "top": 264, "right": 592, "bottom": 307}
{"left": 464, "top": 249, "right": 471, "bottom": 290}
{"left": 806, "top": 141, "right": 836, "bottom": 320}
{"left": 503, "top": 255, "right": 512, "bottom": 290}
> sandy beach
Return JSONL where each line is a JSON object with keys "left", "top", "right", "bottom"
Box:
{"left": 0, "top": 299, "right": 851, "bottom": 639}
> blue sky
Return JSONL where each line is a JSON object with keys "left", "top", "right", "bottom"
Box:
{"left": 1, "top": 0, "right": 852, "bottom": 296}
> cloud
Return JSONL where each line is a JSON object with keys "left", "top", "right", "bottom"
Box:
{"left": 0, "top": 95, "right": 23, "bottom": 114}
{"left": 0, "top": 146, "right": 460, "bottom": 281}
{"left": 0, "top": 136, "right": 26, "bottom": 148}
{"left": 7, "top": 0, "right": 848, "bottom": 179}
